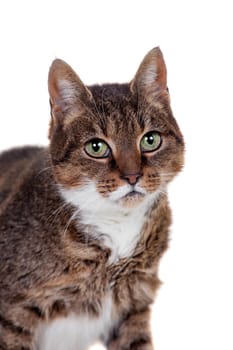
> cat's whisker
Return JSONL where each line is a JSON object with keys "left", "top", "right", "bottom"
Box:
{"left": 48, "top": 202, "right": 70, "bottom": 226}
{"left": 62, "top": 211, "right": 78, "bottom": 237}
{"left": 101, "top": 88, "right": 107, "bottom": 120}
{"left": 62, "top": 193, "right": 102, "bottom": 239}
{"left": 36, "top": 166, "right": 54, "bottom": 177}
{"left": 92, "top": 97, "right": 103, "bottom": 121}
{"left": 160, "top": 172, "right": 177, "bottom": 177}
{"left": 72, "top": 97, "right": 101, "bottom": 125}
{"left": 78, "top": 96, "right": 104, "bottom": 127}
{"left": 158, "top": 188, "right": 167, "bottom": 196}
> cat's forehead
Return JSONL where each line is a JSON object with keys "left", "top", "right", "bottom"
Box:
{"left": 87, "top": 83, "right": 140, "bottom": 135}
{"left": 87, "top": 83, "right": 165, "bottom": 135}
{"left": 89, "top": 84, "right": 136, "bottom": 113}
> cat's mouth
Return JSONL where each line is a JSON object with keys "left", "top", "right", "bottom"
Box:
{"left": 120, "top": 190, "right": 145, "bottom": 208}
{"left": 120, "top": 190, "right": 146, "bottom": 206}
{"left": 124, "top": 190, "right": 145, "bottom": 199}
{"left": 108, "top": 184, "right": 147, "bottom": 207}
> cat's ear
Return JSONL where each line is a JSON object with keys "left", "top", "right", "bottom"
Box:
{"left": 130, "top": 47, "right": 168, "bottom": 100}
{"left": 48, "top": 59, "right": 92, "bottom": 119}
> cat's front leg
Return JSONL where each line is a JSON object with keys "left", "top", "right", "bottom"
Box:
{"left": 106, "top": 308, "right": 154, "bottom": 350}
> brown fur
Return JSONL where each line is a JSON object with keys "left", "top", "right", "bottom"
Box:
{"left": 0, "top": 48, "right": 184, "bottom": 349}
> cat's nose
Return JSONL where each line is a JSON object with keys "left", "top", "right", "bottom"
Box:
{"left": 121, "top": 173, "right": 142, "bottom": 185}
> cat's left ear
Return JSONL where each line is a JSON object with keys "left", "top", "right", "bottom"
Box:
{"left": 130, "top": 47, "right": 168, "bottom": 100}
{"left": 48, "top": 59, "right": 92, "bottom": 120}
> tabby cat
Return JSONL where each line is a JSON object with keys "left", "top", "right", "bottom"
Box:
{"left": 0, "top": 47, "right": 184, "bottom": 349}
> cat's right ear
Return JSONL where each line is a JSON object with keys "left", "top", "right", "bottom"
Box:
{"left": 130, "top": 47, "right": 168, "bottom": 101}
{"left": 48, "top": 59, "right": 92, "bottom": 121}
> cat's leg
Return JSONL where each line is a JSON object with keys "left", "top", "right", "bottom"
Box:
{"left": 106, "top": 308, "right": 153, "bottom": 350}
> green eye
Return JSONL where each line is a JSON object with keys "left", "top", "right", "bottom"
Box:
{"left": 140, "top": 131, "right": 161, "bottom": 152}
{"left": 85, "top": 139, "right": 110, "bottom": 158}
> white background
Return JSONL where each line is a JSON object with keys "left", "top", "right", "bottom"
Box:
{"left": 0, "top": 1, "right": 233, "bottom": 349}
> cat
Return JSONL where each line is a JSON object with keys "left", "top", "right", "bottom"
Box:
{"left": 0, "top": 47, "right": 184, "bottom": 350}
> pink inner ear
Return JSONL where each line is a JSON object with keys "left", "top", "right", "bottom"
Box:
{"left": 131, "top": 47, "right": 167, "bottom": 97}
{"left": 49, "top": 80, "right": 74, "bottom": 115}
{"left": 57, "top": 80, "right": 77, "bottom": 104}
{"left": 48, "top": 59, "right": 92, "bottom": 116}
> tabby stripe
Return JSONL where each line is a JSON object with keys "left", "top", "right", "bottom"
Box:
{"left": 168, "top": 129, "right": 183, "bottom": 144}
{"left": 130, "top": 336, "right": 150, "bottom": 349}
{"left": 24, "top": 305, "right": 44, "bottom": 318}
{"left": 0, "top": 314, "right": 31, "bottom": 336}
{"left": 53, "top": 142, "right": 77, "bottom": 165}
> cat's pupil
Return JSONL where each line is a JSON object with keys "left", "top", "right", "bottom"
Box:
{"left": 92, "top": 141, "right": 101, "bottom": 152}
{"left": 146, "top": 134, "right": 154, "bottom": 145}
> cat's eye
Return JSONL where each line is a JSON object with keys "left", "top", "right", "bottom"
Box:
{"left": 84, "top": 139, "right": 110, "bottom": 158}
{"left": 140, "top": 131, "right": 162, "bottom": 153}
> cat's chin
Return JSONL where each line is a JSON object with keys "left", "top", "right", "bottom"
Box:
{"left": 117, "top": 191, "right": 146, "bottom": 208}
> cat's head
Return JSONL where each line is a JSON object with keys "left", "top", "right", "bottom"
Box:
{"left": 48, "top": 48, "right": 184, "bottom": 209}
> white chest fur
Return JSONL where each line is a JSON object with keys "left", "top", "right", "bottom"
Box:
{"left": 35, "top": 294, "right": 113, "bottom": 350}
{"left": 60, "top": 183, "right": 157, "bottom": 263}
{"left": 39, "top": 184, "right": 159, "bottom": 349}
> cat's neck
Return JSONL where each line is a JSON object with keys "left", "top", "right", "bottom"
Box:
{"left": 59, "top": 182, "right": 163, "bottom": 263}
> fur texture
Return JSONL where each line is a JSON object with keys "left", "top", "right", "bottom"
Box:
{"left": 0, "top": 47, "right": 184, "bottom": 349}
{"left": 60, "top": 182, "right": 161, "bottom": 263}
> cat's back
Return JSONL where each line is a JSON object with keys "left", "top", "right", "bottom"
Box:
{"left": 0, "top": 146, "right": 42, "bottom": 175}
{"left": 0, "top": 146, "right": 48, "bottom": 214}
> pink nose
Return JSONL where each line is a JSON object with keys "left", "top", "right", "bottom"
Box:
{"left": 121, "top": 173, "right": 142, "bottom": 185}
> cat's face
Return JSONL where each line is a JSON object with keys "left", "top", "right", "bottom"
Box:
{"left": 48, "top": 48, "right": 184, "bottom": 208}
